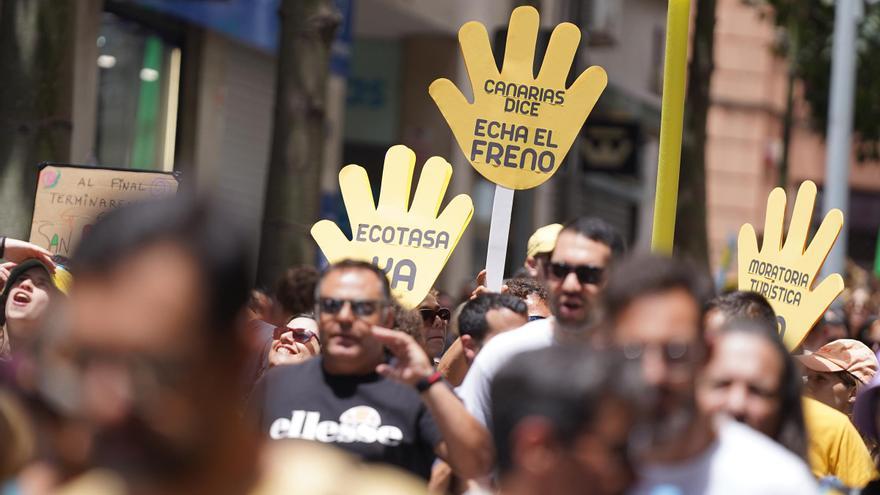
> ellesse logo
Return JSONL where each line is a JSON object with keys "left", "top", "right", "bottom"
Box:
{"left": 269, "top": 406, "right": 404, "bottom": 446}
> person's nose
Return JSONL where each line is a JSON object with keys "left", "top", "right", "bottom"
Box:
{"left": 18, "top": 278, "right": 34, "bottom": 292}
{"left": 641, "top": 348, "right": 669, "bottom": 387}
{"left": 336, "top": 301, "right": 355, "bottom": 325}
{"left": 279, "top": 332, "right": 299, "bottom": 352}
{"left": 725, "top": 383, "right": 749, "bottom": 420}
{"left": 560, "top": 271, "right": 582, "bottom": 293}
{"left": 83, "top": 362, "right": 135, "bottom": 426}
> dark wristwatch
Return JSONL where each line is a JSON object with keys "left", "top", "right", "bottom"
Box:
{"left": 0, "top": 236, "right": 5, "bottom": 259}
{"left": 415, "top": 371, "right": 444, "bottom": 393}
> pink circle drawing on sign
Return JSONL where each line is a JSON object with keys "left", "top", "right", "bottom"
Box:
{"left": 150, "top": 177, "right": 173, "bottom": 197}
{"left": 40, "top": 167, "right": 61, "bottom": 189}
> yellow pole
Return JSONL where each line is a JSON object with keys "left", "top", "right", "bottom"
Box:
{"left": 651, "top": 0, "right": 692, "bottom": 254}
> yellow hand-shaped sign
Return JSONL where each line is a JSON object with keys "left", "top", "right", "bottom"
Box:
{"left": 738, "top": 181, "right": 845, "bottom": 350}
{"left": 311, "top": 145, "right": 474, "bottom": 309}
{"left": 429, "top": 6, "right": 607, "bottom": 190}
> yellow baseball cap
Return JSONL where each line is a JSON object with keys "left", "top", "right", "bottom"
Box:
{"left": 526, "top": 223, "right": 563, "bottom": 258}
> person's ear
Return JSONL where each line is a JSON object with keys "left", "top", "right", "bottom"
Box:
{"left": 524, "top": 256, "right": 539, "bottom": 278}
{"left": 461, "top": 335, "right": 477, "bottom": 362}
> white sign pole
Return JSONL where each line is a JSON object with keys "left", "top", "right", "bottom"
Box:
{"left": 485, "top": 185, "right": 514, "bottom": 291}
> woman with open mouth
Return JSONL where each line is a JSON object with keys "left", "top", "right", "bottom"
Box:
{"left": 0, "top": 257, "right": 70, "bottom": 359}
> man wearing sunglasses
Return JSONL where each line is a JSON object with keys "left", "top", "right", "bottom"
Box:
{"left": 417, "top": 291, "right": 451, "bottom": 362}
{"left": 603, "top": 255, "right": 816, "bottom": 495}
{"left": 458, "top": 217, "right": 625, "bottom": 432}
{"left": 250, "top": 260, "right": 491, "bottom": 481}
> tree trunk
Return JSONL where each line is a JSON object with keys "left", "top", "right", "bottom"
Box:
{"left": 257, "top": 0, "right": 340, "bottom": 285}
{"left": 0, "top": 1, "right": 76, "bottom": 238}
{"left": 674, "top": 0, "right": 716, "bottom": 271}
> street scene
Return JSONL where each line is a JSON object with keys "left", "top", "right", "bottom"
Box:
{"left": 1, "top": 0, "right": 880, "bottom": 494}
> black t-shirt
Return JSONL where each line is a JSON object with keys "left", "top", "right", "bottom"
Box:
{"left": 249, "top": 357, "right": 442, "bottom": 480}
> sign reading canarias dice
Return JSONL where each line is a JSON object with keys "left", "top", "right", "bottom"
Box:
{"left": 429, "top": 6, "right": 607, "bottom": 190}
{"left": 738, "top": 181, "right": 845, "bottom": 350}
{"left": 311, "top": 145, "right": 474, "bottom": 308}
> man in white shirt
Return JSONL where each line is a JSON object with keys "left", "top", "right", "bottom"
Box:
{"left": 602, "top": 254, "right": 817, "bottom": 495}
{"left": 457, "top": 217, "right": 626, "bottom": 429}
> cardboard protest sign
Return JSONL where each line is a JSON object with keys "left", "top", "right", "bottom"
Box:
{"left": 738, "top": 181, "right": 845, "bottom": 350}
{"left": 29, "top": 164, "right": 179, "bottom": 257}
{"left": 429, "top": 6, "right": 607, "bottom": 190}
{"left": 311, "top": 145, "right": 474, "bottom": 308}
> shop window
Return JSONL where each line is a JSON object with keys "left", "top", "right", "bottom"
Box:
{"left": 94, "top": 12, "right": 181, "bottom": 171}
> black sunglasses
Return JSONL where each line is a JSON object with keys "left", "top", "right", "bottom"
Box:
{"left": 420, "top": 307, "right": 451, "bottom": 323}
{"left": 318, "top": 298, "right": 383, "bottom": 317}
{"left": 547, "top": 262, "right": 604, "bottom": 285}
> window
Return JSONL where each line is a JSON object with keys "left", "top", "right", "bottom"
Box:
{"left": 94, "top": 12, "right": 181, "bottom": 171}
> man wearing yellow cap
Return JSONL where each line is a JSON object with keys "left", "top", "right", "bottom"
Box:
{"left": 0, "top": 258, "right": 71, "bottom": 358}
{"left": 522, "top": 223, "right": 562, "bottom": 278}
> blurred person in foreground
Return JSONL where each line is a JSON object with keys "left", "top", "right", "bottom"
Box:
{"left": 697, "top": 318, "right": 808, "bottom": 459}
{"left": 41, "top": 199, "right": 427, "bottom": 495}
{"left": 797, "top": 339, "right": 878, "bottom": 416}
{"left": 249, "top": 260, "right": 492, "bottom": 481}
{"left": 458, "top": 217, "right": 625, "bottom": 432}
{"left": 41, "top": 198, "right": 263, "bottom": 494}
{"left": 490, "top": 346, "right": 646, "bottom": 495}
{"left": 703, "top": 291, "right": 876, "bottom": 486}
{"left": 602, "top": 254, "right": 816, "bottom": 494}
{"left": 437, "top": 293, "right": 527, "bottom": 387}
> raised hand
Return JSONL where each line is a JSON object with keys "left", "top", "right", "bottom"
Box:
{"left": 372, "top": 326, "right": 434, "bottom": 387}
{"left": 429, "top": 6, "right": 607, "bottom": 190}
{"left": 3, "top": 238, "right": 54, "bottom": 271}
{"left": 738, "top": 181, "right": 845, "bottom": 350}
{"left": 311, "top": 145, "right": 473, "bottom": 309}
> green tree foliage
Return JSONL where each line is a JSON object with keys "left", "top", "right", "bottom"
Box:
{"left": 755, "top": 0, "right": 880, "bottom": 162}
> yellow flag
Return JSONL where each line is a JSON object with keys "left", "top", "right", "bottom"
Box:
{"left": 311, "top": 145, "right": 474, "bottom": 308}
{"left": 429, "top": 6, "right": 607, "bottom": 190}
{"left": 738, "top": 181, "right": 845, "bottom": 350}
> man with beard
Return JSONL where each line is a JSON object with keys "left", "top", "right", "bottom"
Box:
{"left": 39, "top": 198, "right": 263, "bottom": 495}
{"left": 457, "top": 217, "right": 624, "bottom": 429}
{"left": 603, "top": 255, "right": 817, "bottom": 495}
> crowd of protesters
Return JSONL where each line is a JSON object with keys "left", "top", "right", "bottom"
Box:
{"left": 3, "top": 196, "right": 880, "bottom": 494}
